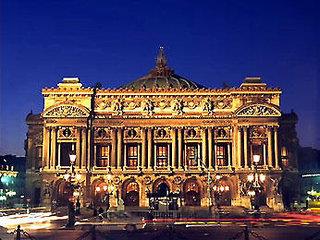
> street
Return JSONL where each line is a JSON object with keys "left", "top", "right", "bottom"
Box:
{"left": 2, "top": 224, "right": 320, "bottom": 240}
{"left": 1, "top": 211, "right": 320, "bottom": 239}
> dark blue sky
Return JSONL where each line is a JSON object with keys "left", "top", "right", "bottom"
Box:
{"left": 1, "top": 0, "right": 319, "bottom": 155}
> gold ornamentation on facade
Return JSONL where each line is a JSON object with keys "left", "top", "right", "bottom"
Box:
{"left": 237, "top": 104, "right": 280, "bottom": 117}
{"left": 111, "top": 99, "right": 124, "bottom": 115}
{"left": 142, "top": 99, "right": 154, "bottom": 115}
{"left": 44, "top": 105, "right": 89, "bottom": 118}
{"left": 202, "top": 98, "right": 214, "bottom": 114}
{"left": 58, "top": 127, "right": 76, "bottom": 139}
{"left": 172, "top": 99, "right": 184, "bottom": 115}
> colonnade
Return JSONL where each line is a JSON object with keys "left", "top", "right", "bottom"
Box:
{"left": 41, "top": 125, "right": 280, "bottom": 171}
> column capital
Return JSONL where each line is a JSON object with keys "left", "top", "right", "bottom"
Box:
{"left": 266, "top": 125, "right": 274, "bottom": 131}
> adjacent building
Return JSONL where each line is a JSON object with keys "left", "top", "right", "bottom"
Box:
{"left": 25, "top": 49, "right": 297, "bottom": 211}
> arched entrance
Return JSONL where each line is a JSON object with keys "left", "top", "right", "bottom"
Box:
{"left": 152, "top": 178, "right": 171, "bottom": 196}
{"left": 122, "top": 180, "right": 139, "bottom": 207}
{"left": 183, "top": 179, "right": 201, "bottom": 206}
{"left": 157, "top": 182, "right": 170, "bottom": 197}
{"left": 55, "top": 180, "right": 73, "bottom": 207}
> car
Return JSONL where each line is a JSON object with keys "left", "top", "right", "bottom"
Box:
{"left": 75, "top": 211, "right": 145, "bottom": 232}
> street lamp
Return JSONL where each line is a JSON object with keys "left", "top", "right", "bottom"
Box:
{"left": 64, "top": 152, "right": 82, "bottom": 228}
{"left": 94, "top": 173, "right": 115, "bottom": 214}
{"left": 206, "top": 169, "right": 218, "bottom": 216}
{"left": 247, "top": 154, "right": 266, "bottom": 210}
{"left": 212, "top": 176, "right": 230, "bottom": 212}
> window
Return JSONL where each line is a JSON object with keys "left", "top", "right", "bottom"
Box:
{"left": 186, "top": 144, "right": 198, "bottom": 166}
{"left": 60, "top": 142, "right": 74, "bottom": 166}
{"left": 216, "top": 144, "right": 227, "bottom": 166}
{"left": 127, "top": 144, "right": 138, "bottom": 167}
{"left": 156, "top": 144, "right": 168, "bottom": 167}
{"left": 281, "top": 147, "right": 289, "bottom": 167}
{"left": 97, "top": 145, "right": 110, "bottom": 167}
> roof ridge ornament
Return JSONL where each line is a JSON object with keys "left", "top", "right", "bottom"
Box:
{"left": 150, "top": 47, "right": 173, "bottom": 77}
{"left": 156, "top": 47, "right": 167, "bottom": 68}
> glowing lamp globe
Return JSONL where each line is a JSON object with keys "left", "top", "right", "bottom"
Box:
{"left": 247, "top": 174, "right": 254, "bottom": 182}
{"left": 253, "top": 155, "right": 260, "bottom": 164}
{"left": 69, "top": 154, "right": 76, "bottom": 164}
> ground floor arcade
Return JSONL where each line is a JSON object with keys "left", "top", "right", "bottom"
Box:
{"left": 34, "top": 171, "right": 283, "bottom": 211}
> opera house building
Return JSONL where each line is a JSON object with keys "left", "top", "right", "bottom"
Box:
{"left": 25, "top": 49, "right": 297, "bottom": 212}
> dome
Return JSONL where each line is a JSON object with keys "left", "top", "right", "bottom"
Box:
{"left": 120, "top": 48, "right": 206, "bottom": 90}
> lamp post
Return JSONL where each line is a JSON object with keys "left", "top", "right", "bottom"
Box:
{"left": 95, "top": 173, "right": 115, "bottom": 214}
{"left": 201, "top": 162, "right": 218, "bottom": 217}
{"left": 64, "top": 152, "right": 82, "bottom": 228}
{"left": 247, "top": 154, "right": 266, "bottom": 211}
{"left": 212, "top": 176, "right": 230, "bottom": 210}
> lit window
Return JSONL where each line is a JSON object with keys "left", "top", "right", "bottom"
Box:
{"left": 216, "top": 144, "right": 227, "bottom": 166}
{"left": 156, "top": 144, "right": 168, "bottom": 167}
{"left": 127, "top": 144, "right": 138, "bottom": 167}
{"left": 281, "top": 147, "right": 289, "bottom": 167}
{"left": 186, "top": 144, "right": 198, "bottom": 166}
{"left": 97, "top": 145, "right": 110, "bottom": 167}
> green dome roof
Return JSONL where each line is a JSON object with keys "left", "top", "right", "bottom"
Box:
{"left": 120, "top": 48, "right": 206, "bottom": 90}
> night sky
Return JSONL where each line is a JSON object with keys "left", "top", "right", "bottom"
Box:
{"left": 1, "top": 0, "right": 319, "bottom": 156}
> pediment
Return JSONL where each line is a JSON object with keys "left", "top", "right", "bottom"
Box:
{"left": 236, "top": 104, "right": 281, "bottom": 117}
{"left": 43, "top": 105, "right": 90, "bottom": 118}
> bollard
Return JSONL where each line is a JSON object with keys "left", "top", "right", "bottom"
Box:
{"left": 16, "top": 225, "right": 21, "bottom": 240}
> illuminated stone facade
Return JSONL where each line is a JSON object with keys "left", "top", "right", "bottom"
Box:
{"left": 25, "top": 49, "right": 294, "bottom": 211}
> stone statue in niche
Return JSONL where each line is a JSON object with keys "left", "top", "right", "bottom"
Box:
{"left": 117, "top": 198, "right": 125, "bottom": 211}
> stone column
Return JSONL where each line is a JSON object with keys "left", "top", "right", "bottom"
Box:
{"left": 197, "top": 143, "right": 201, "bottom": 168}
{"left": 81, "top": 128, "right": 87, "bottom": 169}
{"left": 50, "top": 127, "right": 57, "bottom": 169}
{"left": 232, "top": 126, "right": 237, "bottom": 168}
{"left": 237, "top": 127, "right": 242, "bottom": 168}
{"left": 42, "top": 127, "right": 50, "bottom": 169}
{"left": 227, "top": 143, "right": 231, "bottom": 167}
{"left": 141, "top": 128, "right": 147, "bottom": 169}
{"left": 57, "top": 143, "right": 61, "bottom": 167}
{"left": 123, "top": 144, "right": 127, "bottom": 168}
{"left": 274, "top": 127, "right": 279, "bottom": 169}
{"left": 208, "top": 128, "right": 213, "bottom": 169}
{"left": 111, "top": 128, "right": 117, "bottom": 168}
{"left": 263, "top": 143, "right": 267, "bottom": 167}
{"left": 177, "top": 128, "right": 183, "bottom": 169}
{"left": 93, "top": 145, "right": 97, "bottom": 167}
{"left": 147, "top": 128, "right": 153, "bottom": 169}
{"left": 243, "top": 126, "right": 248, "bottom": 168}
{"left": 267, "top": 127, "right": 273, "bottom": 168}
{"left": 117, "top": 128, "right": 123, "bottom": 169}
{"left": 87, "top": 128, "right": 92, "bottom": 169}
{"left": 76, "top": 127, "right": 81, "bottom": 168}
{"left": 201, "top": 128, "right": 207, "bottom": 168}
{"left": 171, "top": 128, "right": 177, "bottom": 169}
